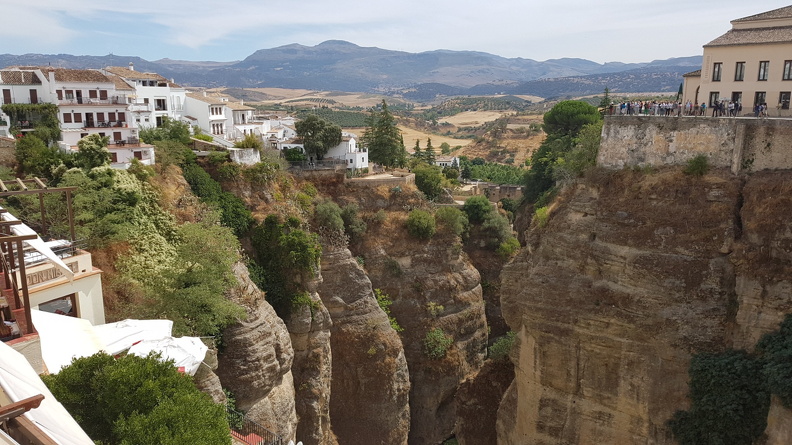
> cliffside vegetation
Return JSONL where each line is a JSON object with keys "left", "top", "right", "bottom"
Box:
{"left": 670, "top": 315, "right": 792, "bottom": 445}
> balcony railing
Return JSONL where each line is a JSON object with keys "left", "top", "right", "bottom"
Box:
{"left": 58, "top": 97, "right": 125, "bottom": 106}
{"left": 227, "top": 408, "right": 284, "bottom": 445}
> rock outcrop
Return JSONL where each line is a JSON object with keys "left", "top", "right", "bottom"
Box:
{"left": 455, "top": 359, "right": 514, "bottom": 445}
{"left": 498, "top": 169, "right": 741, "bottom": 444}
{"left": 362, "top": 234, "right": 487, "bottom": 444}
{"left": 318, "top": 245, "right": 411, "bottom": 445}
{"left": 497, "top": 168, "right": 792, "bottom": 444}
{"left": 287, "top": 275, "right": 337, "bottom": 445}
{"left": 217, "top": 262, "right": 297, "bottom": 440}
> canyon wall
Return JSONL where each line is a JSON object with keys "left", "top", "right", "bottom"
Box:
{"left": 497, "top": 167, "right": 792, "bottom": 444}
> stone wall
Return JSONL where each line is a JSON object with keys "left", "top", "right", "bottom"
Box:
{"left": 598, "top": 116, "right": 792, "bottom": 173}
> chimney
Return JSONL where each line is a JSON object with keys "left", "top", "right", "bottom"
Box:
{"left": 129, "top": 62, "right": 134, "bottom": 71}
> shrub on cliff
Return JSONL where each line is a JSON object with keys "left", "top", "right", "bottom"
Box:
{"left": 341, "top": 203, "right": 367, "bottom": 240}
{"left": 669, "top": 350, "right": 768, "bottom": 445}
{"left": 684, "top": 155, "right": 709, "bottom": 176}
{"left": 424, "top": 328, "right": 453, "bottom": 359}
{"left": 463, "top": 195, "right": 493, "bottom": 224}
{"left": 435, "top": 206, "right": 469, "bottom": 237}
{"left": 406, "top": 209, "right": 436, "bottom": 239}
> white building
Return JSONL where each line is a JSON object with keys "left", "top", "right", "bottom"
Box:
{"left": 102, "top": 64, "right": 186, "bottom": 128}
{"left": 0, "top": 66, "right": 155, "bottom": 169}
{"left": 325, "top": 134, "right": 368, "bottom": 169}
{"left": 434, "top": 155, "right": 459, "bottom": 168}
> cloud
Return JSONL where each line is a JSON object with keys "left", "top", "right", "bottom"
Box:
{"left": 2, "top": 0, "right": 791, "bottom": 62}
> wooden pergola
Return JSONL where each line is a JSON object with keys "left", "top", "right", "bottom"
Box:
{"left": 0, "top": 179, "right": 78, "bottom": 337}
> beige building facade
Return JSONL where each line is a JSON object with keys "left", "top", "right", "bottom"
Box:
{"left": 683, "top": 5, "right": 792, "bottom": 116}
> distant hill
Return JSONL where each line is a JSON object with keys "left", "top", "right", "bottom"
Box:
{"left": 0, "top": 42, "right": 702, "bottom": 101}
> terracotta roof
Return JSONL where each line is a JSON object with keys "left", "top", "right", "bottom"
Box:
{"left": 104, "top": 66, "right": 165, "bottom": 81}
{"left": 186, "top": 92, "right": 228, "bottom": 105}
{"left": 105, "top": 73, "right": 135, "bottom": 91}
{"left": 51, "top": 68, "right": 111, "bottom": 83}
{"left": 683, "top": 69, "right": 702, "bottom": 77}
{"left": 0, "top": 70, "right": 41, "bottom": 85}
{"left": 733, "top": 6, "right": 792, "bottom": 23}
{"left": 225, "top": 102, "right": 253, "bottom": 111}
{"left": 704, "top": 26, "right": 792, "bottom": 47}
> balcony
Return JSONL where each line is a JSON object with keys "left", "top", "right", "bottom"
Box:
{"left": 129, "top": 103, "right": 152, "bottom": 112}
{"left": 83, "top": 121, "right": 127, "bottom": 129}
{"left": 58, "top": 97, "right": 126, "bottom": 106}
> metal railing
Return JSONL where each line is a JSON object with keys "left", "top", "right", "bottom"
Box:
{"left": 227, "top": 408, "right": 284, "bottom": 445}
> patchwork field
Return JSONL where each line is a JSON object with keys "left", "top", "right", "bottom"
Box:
{"left": 345, "top": 127, "right": 472, "bottom": 152}
{"left": 440, "top": 111, "right": 507, "bottom": 127}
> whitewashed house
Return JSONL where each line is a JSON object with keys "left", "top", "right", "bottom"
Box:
{"left": 102, "top": 63, "right": 186, "bottom": 128}
{"left": 0, "top": 66, "right": 155, "bottom": 169}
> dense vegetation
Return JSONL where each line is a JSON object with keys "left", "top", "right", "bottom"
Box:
{"left": 44, "top": 353, "right": 230, "bottom": 445}
{"left": 362, "top": 101, "right": 408, "bottom": 168}
{"left": 459, "top": 157, "right": 524, "bottom": 184}
{"left": 670, "top": 315, "right": 792, "bottom": 445}
{"left": 523, "top": 100, "right": 603, "bottom": 203}
{"left": 295, "top": 108, "right": 369, "bottom": 127}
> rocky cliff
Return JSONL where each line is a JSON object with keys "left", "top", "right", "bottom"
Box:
{"left": 497, "top": 167, "right": 792, "bottom": 444}
{"left": 318, "top": 245, "right": 411, "bottom": 445}
{"left": 360, "top": 226, "right": 488, "bottom": 444}
{"left": 217, "top": 262, "right": 297, "bottom": 440}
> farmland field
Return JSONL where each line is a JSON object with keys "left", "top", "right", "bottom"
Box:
{"left": 345, "top": 127, "right": 472, "bottom": 152}
{"left": 440, "top": 111, "right": 507, "bottom": 127}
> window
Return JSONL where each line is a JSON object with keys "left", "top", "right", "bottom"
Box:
{"left": 735, "top": 62, "right": 746, "bottom": 81}
{"left": 759, "top": 61, "right": 769, "bottom": 81}
{"left": 155, "top": 99, "right": 167, "bottom": 111}
{"left": 712, "top": 63, "right": 722, "bottom": 81}
{"left": 117, "top": 112, "right": 126, "bottom": 122}
{"left": 755, "top": 91, "right": 767, "bottom": 107}
{"left": 56, "top": 90, "right": 63, "bottom": 100}
{"left": 63, "top": 113, "right": 72, "bottom": 123}
{"left": 780, "top": 92, "right": 790, "bottom": 110}
{"left": 99, "top": 90, "right": 107, "bottom": 100}
{"left": 709, "top": 92, "right": 719, "bottom": 107}
{"left": 64, "top": 90, "right": 74, "bottom": 100}
{"left": 88, "top": 90, "right": 97, "bottom": 99}
{"left": 73, "top": 113, "right": 82, "bottom": 123}
{"left": 784, "top": 61, "right": 792, "bottom": 81}
{"left": 96, "top": 112, "right": 105, "bottom": 122}
{"left": 134, "top": 151, "right": 143, "bottom": 160}
{"left": 2, "top": 89, "right": 11, "bottom": 104}
{"left": 108, "top": 112, "right": 116, "bottom": 122}
{"left": 110, "top": 152, "right": 118, "bottom": 163}
{"left": 731, "top": 92, "right": 742, "bottom": 105}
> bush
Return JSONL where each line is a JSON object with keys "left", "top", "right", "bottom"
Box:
{"left": 497, "top": 237, "right": 520, "bottom": 259}
{"left": 194, "top": 133, "right": 213, "bottom": 142}
{"left": 314, "top": 200, "right": 344, "bottom": 233}
{"left": 406, "top": 209, "right": 436, "bottom": 239}
{"left": 424, "top": 328, "right": 453, "bottom": 359}
{"left": 684, "top": 154, "right": 709, "bottom": 176}
{"left": 341, "top": 203, "right": 367, "bottom": 240}
{"left": 375, "top": 289, "right": 403, "bottom": 332}
{"left": 207, "top": 151, "right": 230, "bottom": 164}
{"left": 489, "top": 331, "right": 515, "bottom": 360}
{"left": 463, "top": 195, "right": 493, "bottom": 224}
{"left": 435, "top": 206, "right": 469, "bottom": 237}
{"left": 413, "top": 164, "right": 444, "bottom": 200}
{"left": 481, "top": 212, "right": 513, "bottom": 247}
{"left": 242, "top": 160, "right": 280, "bottom": 185}
{"left": 669, "top": 350, "right": 768, "bottom": 445}
{"left": 534, "top": 206, "right": 550, "bottom": 227}
{"left": 43, "top": 353, "right": 230, "bottom": 445}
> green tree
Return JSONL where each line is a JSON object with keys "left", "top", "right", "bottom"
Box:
{"left": 74, "top": 134, "right": 111, "bottom": 170}
{"left": 362, "top": 101, "right": 407, "bottom": 168}
{"left": 542, "top": 100, "right": 601, "bottom": 138}
{"left": 15, "top": 134, "right": 64, "bottom": 178}
{"left": 43, "top": 352, "right": 231, "bottom": 445}
{"left": 440, "top": 142, "right": 451, "bottom": 154}
{"left": 413, "top": 164, "right": 444, "bottom": 200}
{"left": 425, "top": 138, "right": 436, "bottom": 165}
{"left": 598, "top": 87, "right": 612, "bottom": 111}
{"left": 139, "top": 117, "right": 191, "bottom": 145}
{"left": 295, "top": 114, "right": 342, "bottom": 160}
{"left": 463, "top": 195, "right": 493, "bottom": 224}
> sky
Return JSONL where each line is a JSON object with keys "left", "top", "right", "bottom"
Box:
{"left": 1, "top": 1, "right": 791, "bottom": 64}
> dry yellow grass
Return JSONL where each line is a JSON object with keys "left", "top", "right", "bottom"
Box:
{"left": 440, "top": 111, "right": 507, "bottom": 127}
{"left": 345, "top": 127, "right": 472, "bottom": 152}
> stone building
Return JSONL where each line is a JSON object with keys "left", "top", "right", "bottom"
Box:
{"left": 682, "top": 5, "right": 792, "bottom": 116}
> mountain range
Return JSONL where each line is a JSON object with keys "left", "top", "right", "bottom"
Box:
{"left": 0, "top": 41, "right": 702, "bottom": 101}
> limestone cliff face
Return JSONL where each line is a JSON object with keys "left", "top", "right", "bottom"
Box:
{"left": 286, "top": 273, "right": 337, "bottom": 445}
{"left": 498, "top": 169, "right": 742, "bottom": 444}
{"left": 361, "top": 233, "right": 487, "bottom": 445}
{"left": 217, "top": 262, "right": 297, "bottom": 440}
{"left": 497, "top": 168, "right": 792, "bottom": 444}
{"left": 317, "top": 245, "right": 410, "bottom": 445}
